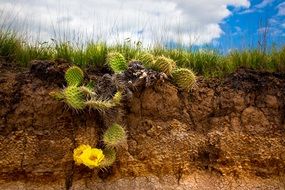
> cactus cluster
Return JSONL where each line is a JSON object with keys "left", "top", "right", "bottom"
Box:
{"left": 53, "top": 52, "right": 197, "bottom": 171}
{"left": 73, "top": 123, "right": 126, "bottom": 169}
{"left": 134, "top": 53, "right": 197, "bottom": 91}
{"left": 135, "top": 53, "right": 176, "bottom": 76}
{"left": 107, "top": 52, "right": 128, "bottom": 73}
{"left": 51, "top": 65, "right": 127, "bottom": 169}
{"left": 50, "top": 66, "right": 122, "bottom": 111}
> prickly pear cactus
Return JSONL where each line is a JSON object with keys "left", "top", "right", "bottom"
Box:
{"left": 49, "top": 91, "right": 65, "bottom": 101}
{"left": 65, "top": 66, "right": 84, "bottom": 86}
{"left": 107, "top": 52, "right": 128, "bottom": 73}
{"left": 85, "top": 99, "right": 114, "bottom": 111}
{"left": 172, "top": 68, "right": 196, "bottom": 91}
{"left": 112, "top": 91, "right": 122, "bottom": 105}
{"left": 63, "top": 86, "right": 85, "bottom": 110}
{"left": 103, "top": 123, "right": 126, "bottom": 148}
{"left": 154, "top": 56, "right": 176, "bottom": 76}
{"left": 99, "top": 148, "right": 117, "bottom": 168}
{"left": 136, "top": 52, "right": 155, "bottom": 69}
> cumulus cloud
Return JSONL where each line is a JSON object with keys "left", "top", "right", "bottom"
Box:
{"left": 0, "top": 0, "right": 250, "bottom": 46}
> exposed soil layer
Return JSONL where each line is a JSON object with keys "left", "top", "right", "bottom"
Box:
{"left": 0, "top": 60, "right": 285, "bottom": 189}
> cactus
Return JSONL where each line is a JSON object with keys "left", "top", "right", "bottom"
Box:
{"left": 99, "top": 148, "right": 117, "bottom": 168}
{"left": 73, "top": 145, "right": 105, "bottom": 169}
{"left": 112, "top": 91, "right": 122, "bottom": 105}
{"left": 80, "top": 86, "right": 96, "bottom": 97}
{"left": 65, "top": 66, "right": 84, "bottom": 86}
{"left": 49, "top": 91, "right": 65, "bottom": 101}
{"left": 85, "top": 98, "right": 114, "bottom": 111}
{"left": 103, "top": 123, "right": 126, "bottom": 148}
{"left": 154, "top": 56, "right": 176, "bottom": 76}
{"left": 172, "top": 68, "right": 196, "bottom": 91}
{"left": 63, "top": 86, "right": 86, "bottom": 110}
{"left": 136, "top": 52, "right": 155, "bottom": 68}
{"left": 107, "top": 52, "right": 128, "bottom": 73}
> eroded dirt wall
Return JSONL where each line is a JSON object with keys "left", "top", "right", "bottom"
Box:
{"left": 0, "top": 61, "right": 285, "bottom": 189}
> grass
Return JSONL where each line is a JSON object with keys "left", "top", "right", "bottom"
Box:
{"left": 0, "top": 30, "right": 285, "bottom": 77}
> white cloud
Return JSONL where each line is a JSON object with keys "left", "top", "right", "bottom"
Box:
{"left": 255, "top": 0, "right": 274, "bottom": 9}
{"left": 277, "top": 2, "right": 285, "bottom": 16}
{"left": 0, "top": 0, "right": 250, "bottom": 46}
{"left": 239, "top": 0, "right": 273, "bottom": 15}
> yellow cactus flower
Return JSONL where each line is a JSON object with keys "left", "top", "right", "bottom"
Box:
{"left": 79, "top": 148, "right": 105, "bottom": 169}
{"left": 73, "top": 144, "right": 91, "bottom": 165}
{"left": 73, "top": 145, "right": 105, "bottom": 169}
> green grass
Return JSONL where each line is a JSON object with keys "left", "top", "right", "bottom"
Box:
{"left": 0, "top": 30, "right": 284, "bottom": 77}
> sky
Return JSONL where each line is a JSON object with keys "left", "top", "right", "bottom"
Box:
{"left": 0, "top": 0, "right": 284, "bottom": 51}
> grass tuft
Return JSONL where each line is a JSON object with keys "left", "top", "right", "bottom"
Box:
{"left": 0, "top": 30, "right": 284, "bottom": 76}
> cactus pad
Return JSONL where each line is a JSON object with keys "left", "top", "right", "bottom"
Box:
{"left": 107, "top": 52, "right": 128, "bottom": 73}
{"left": 172, "top": 68, "right": 196, "bottom": 91}
{"left": 63, "top": 86, "right": 85, "bottom": 110}
{"left": 49, "top": 91, "right": 65, "bottom": 101}
{"left": 99, "top": 148, "right": 117, "bottom": 168}
{"left": 65, "top": 66, "right": 84, "bottom": 86}
{"left": 103, "top": 123, "right": 126, "bottom": 148}
{"left": 85, "top": 98, "right": 114, "bottom": 111}
{"left": 136, "top": 52, "right": 155, "bottom": 68}
{"left": 154, "top": 56, "right": 176, "bottom": 76}
{"left": 112, "top": 91, "right": 122, "bottom": 105}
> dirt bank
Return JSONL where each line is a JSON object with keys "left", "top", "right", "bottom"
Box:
{"left": 0, "top": 60, "right": 285, "bottom": 189}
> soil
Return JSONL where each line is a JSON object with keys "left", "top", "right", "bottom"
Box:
{"left": 0, "top": 60, "right": 285, "bottom": 190}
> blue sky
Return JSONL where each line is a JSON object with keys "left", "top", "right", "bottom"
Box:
{"left": 219, "top": 0, "right": 285, "bottom": 51}
{"left": 0, "top": 0, "right": 284, "bottom": 51}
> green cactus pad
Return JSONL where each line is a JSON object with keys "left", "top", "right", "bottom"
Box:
{"left": 63, "top": 86, "right": 85, "bottom": 110}
{"left": 154, "top": 56, "right": 176, "bottom": 76}
{"left": 85, "top": 99, "right": 114, "bottom": 111}
{"left": 103, "top": 123, "right": 126, "bottom": 148}
{"left": 65, "top": 66, "right": 84, "bottom": 86}
{"left": 136, "top": 52, "right": 155, "bottom": 68}
{"left": 172, "top": 68, "right": 196, "bottom": 91}
{"left": 99, "top": 148, "right": 117, "bottom": 168}
{"left": 107, "top": 52, "right": 128, "bottom": 73}
{"left": 112, "top": 91, "right": 122, "bottom": 105}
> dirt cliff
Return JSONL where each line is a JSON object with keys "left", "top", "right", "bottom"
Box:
{"left": 0, "top": 60, "right": 285, "bottom": 189}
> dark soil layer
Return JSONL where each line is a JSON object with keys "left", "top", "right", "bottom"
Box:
{"left": 0, "top": 60, "right": 285, "bottom": 190}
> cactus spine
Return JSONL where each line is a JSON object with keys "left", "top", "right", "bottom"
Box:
{"left": 172, "top": 68, "right": 196, "bottom": 91}
{"left": 65, "top": 66, "right": 84, "bottom": 86}
{"left": 107, "top": 52, "right": 128, "bottom": 73}
{"left": 103, "top": 123, "right": 126, "bottom": 148}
